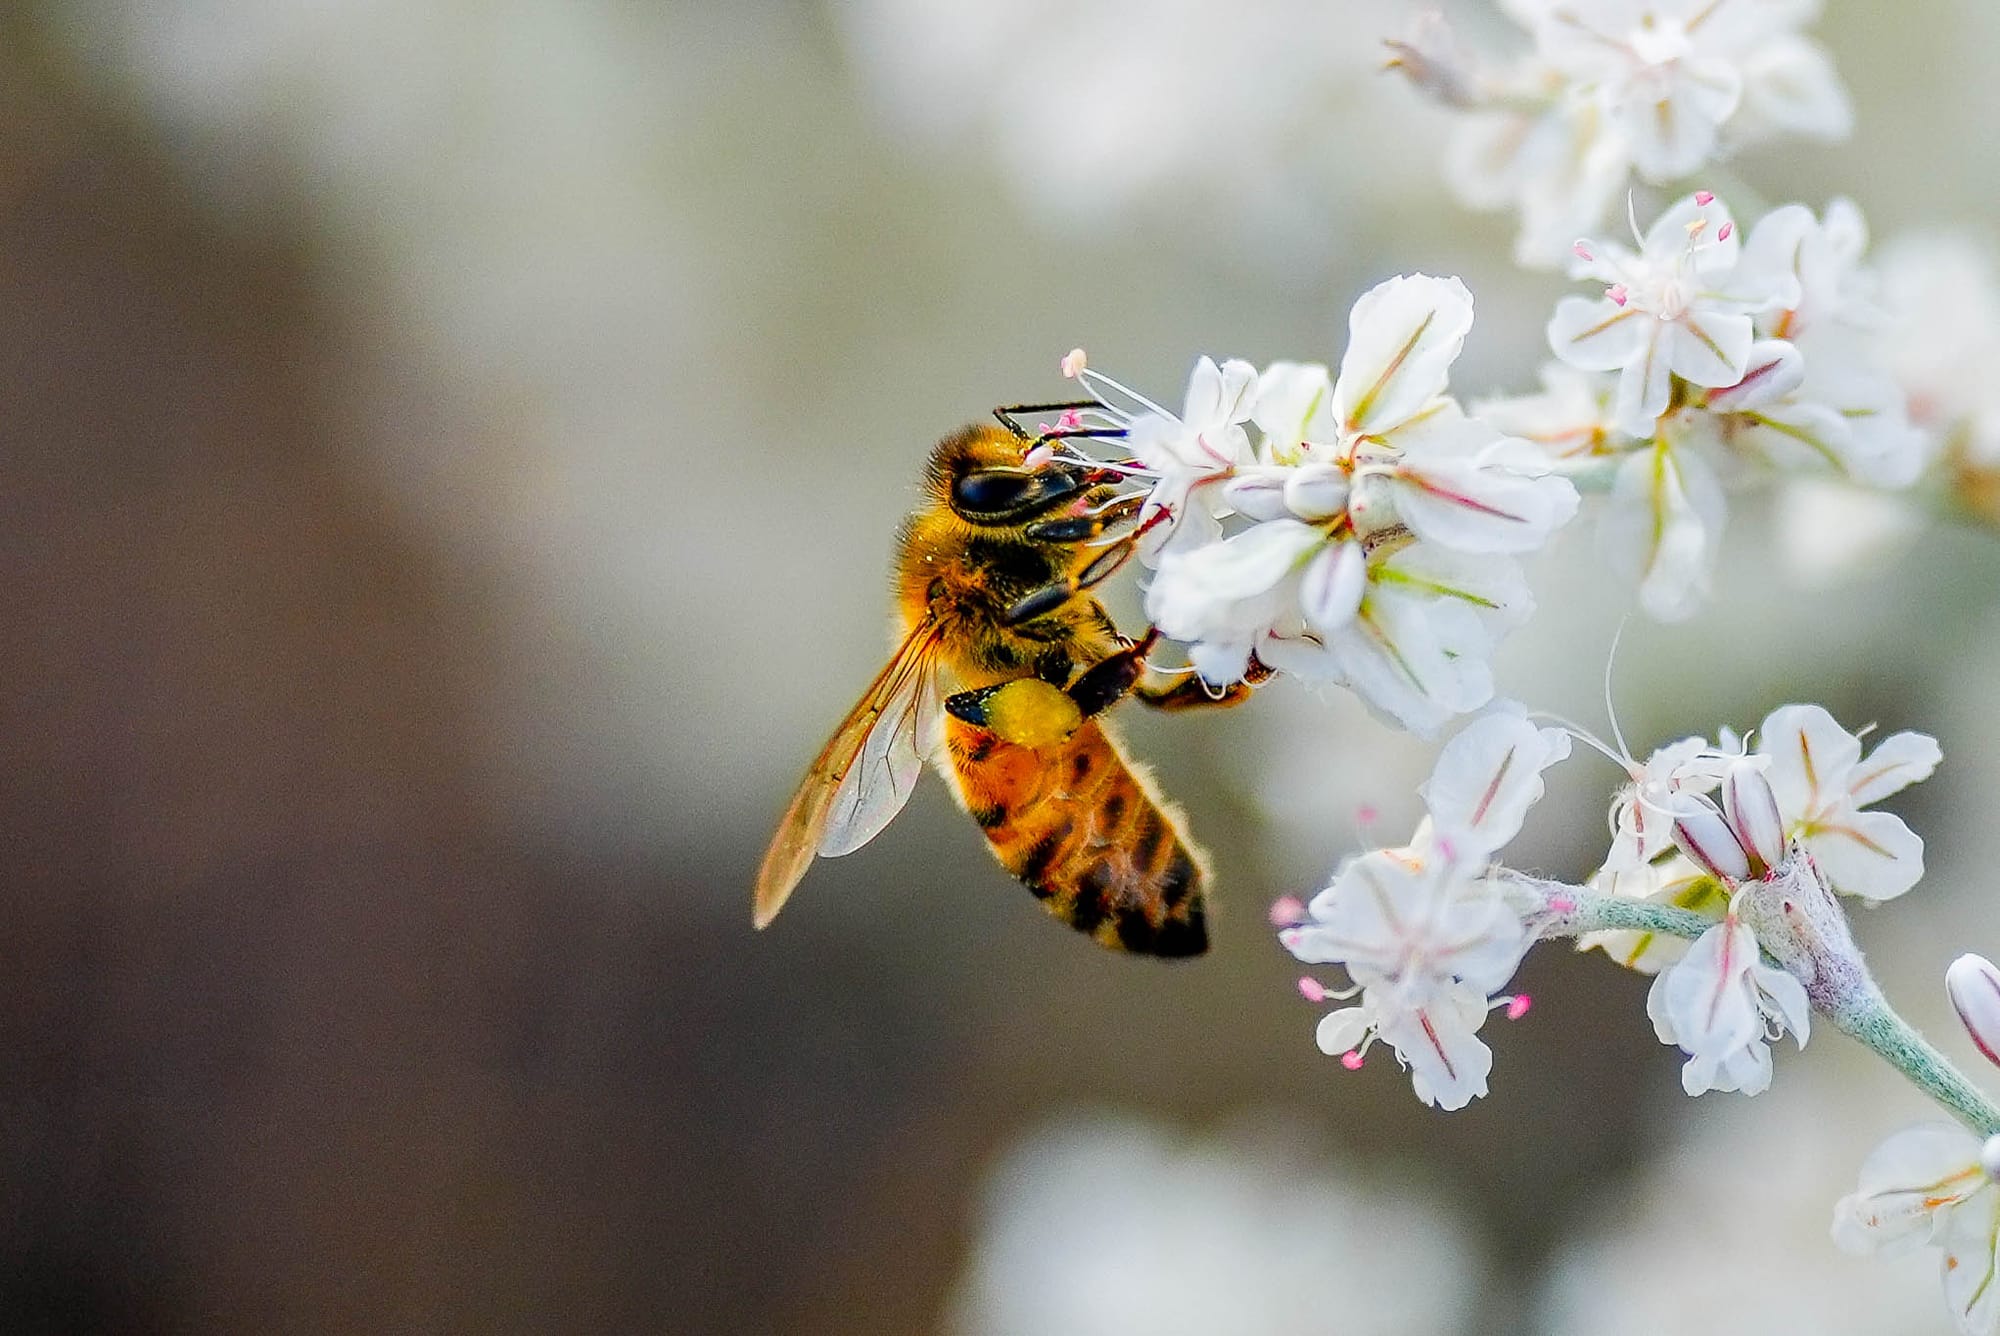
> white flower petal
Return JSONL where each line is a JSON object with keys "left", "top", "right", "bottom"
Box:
{"left": 1548, "top": 296, "right": 1651, "bottom": 373}
{"left": 1846, "top": 730, "right": 1944, "bottom": 807}
{"left": 1252, "top": 360, "right": 1335, "bottom": 461}
{"left": 1388, "top": 436, "right": 1582, "bottom": 555}
{"left": 1664, "top": 309, "right": 1754, "bottom": 388}
{"left": 1756, "top": 703, "right": 1863, "bottom": 821}
{"left": 1299, "top": 541, "right": 1366, "bottom": 638}
{"left": 1704, "top": 339, "right": 1804, "bottom": 411}
{"left": 1833, "top": 1123, "right": 1986, "bottom": 1257}
{"left": 1314, "top": 1005, "right": 1373, "bottom": 1057}
{"left": 1939, "top": 1189, "right": 2000, "bottom": 1335}
{"left": 1804, "top": 809, "right": 1925, "bottom": 901}
{"left": 1334, "top": 274, "right": 1476, "bottom": 437}
{"left": 1420, "top": 706, "right": 1572, "bottom": 859}
{"left": 1600, "top": 445, "right": 1725, "bottom": 622}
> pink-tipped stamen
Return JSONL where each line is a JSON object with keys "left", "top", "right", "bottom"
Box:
{"left": 1572, "top": 240, "right": 1594, "bottom": 262}
{"left": 1298, "top": 976, "right": 1329, "bottom": 1003}
{"left": 1269, "top": 895, "right": 1307, "bottom": 928}
{"left": 1023, "top": 443, "right": 1057, "bottom": 469}
{"left": 1716, "top": 220, "right": 1733, "bottom": 243}
{"left": 1061, "top": 347, "right": 1088, "bottom": 378}
{"left": 1506, "top": 994, "right": 1533, "bottom": 1021}
{"left": 1607, "top": 284, "right": 1629, "bottom": 307}
{"left": 1339, "top": 1050, "right": 1366, "bottom": 1070}
{"left": 1356, "top": 803, "right": 1380, "bottom": 825}
{"left": 1694, "top": 190, "right": 1715, "bottom": 206}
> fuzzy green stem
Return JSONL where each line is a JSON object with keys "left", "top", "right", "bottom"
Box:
{"left": 1829, "top": 984, "right": 2000, "bottom": 1136}
{"left": 1517, "top": 881, "right": 2000, "bottom": 1135}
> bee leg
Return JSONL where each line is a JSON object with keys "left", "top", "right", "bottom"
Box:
{"left": 993, "top": 400, "right": 1127, "bottom": 444}
{"left": 1021, "top": 492, "right": 1145, "bottom": 544}
{"left": 1134, "top": 653, "right": 1273, "bottom": 712}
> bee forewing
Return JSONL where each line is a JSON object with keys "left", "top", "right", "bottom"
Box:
{"left": 818, "top": 665, "right": 940, "bottom": 857}
{"left": 753, "top": 621, "right": 941, "bottom": 928}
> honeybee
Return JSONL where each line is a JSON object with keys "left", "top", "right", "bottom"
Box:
{"left": 755, "top": 403, "right": 1257, "bottom": 957}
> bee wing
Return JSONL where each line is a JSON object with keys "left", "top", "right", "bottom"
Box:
{"left": 754, "top": 620, "right": 943, "bottom": 928}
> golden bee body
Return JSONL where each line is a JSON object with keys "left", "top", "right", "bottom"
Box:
{"left": 755, "top": 418, "right": 1248, "bottom": 957}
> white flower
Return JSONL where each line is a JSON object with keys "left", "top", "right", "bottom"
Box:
{"left": 1445, "top": 84, "right": 1630, "bottom": 269}
{"left": 1550, "top": 194, "right": 1797, "bottom": 438}
{"left": 1122, "top": 355, "right": 1259, "bottom": 562}
{"left": 1259, "top": 542, "right": 1536, "bottom": 737}
{"left": 1284, "top": 841, "right": 1533, "bottom": 1111}
{"left": 1473, "top": 361, "right": 1631, "bottom": 465}
{"left": 1597, "top": 441, "right": 1727, "bottom": 622}
{"left": 1129, "top": 275, "right": 1573, "bottom": 734}
{"left": 1646, "top": 916, "right": 1809, "bottom": 1096}
{"left": 1419, "top": 704, "right": 1573, "bottom": 860}
{"left": 1754, "top": 703, "right": 1941, "bottom": 900}
{"left": 1878, "top": 231, "right": 2000, "bottom": 469}
{"left": 1739, "top": 198, "right": 1875, "bottom": 349}
{"left": 1578, "top": 854, "right": 1724, "bottom": 974}
{"left": 1313, "top": 983, "right": 1499, "bottom": 1112}
{"left": 1833, "top": 1123, "right": 2000, "bottom": 1336}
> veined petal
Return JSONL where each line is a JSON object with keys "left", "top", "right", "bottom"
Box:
{"left": 1704, "top": 339, "right": 1804, "bottom": 412}
{"left": 1939, "top": 1188, "right": 2000, "bottom": 1336}
{"left": 1420, "top": 705, "right": 1573, "bottom": 859}
{"left": 1601, "top": 444, "right": 1724, "bottom": 622}
{"left": 1833, "top": 1123, "right": 1986, "bottom": 1257}
{"left": 1388, "top": 444, "right": 1581, "bottom": 554}
{"left": 1549, "top": 296, "right": 1652, "bottom": 372}
{"left": 1664, "top": 309, "right": 1754, "bottom": 388}
{"left": 1299, "top": 541, "right": 1366, "bottom": 637}
{"left": 1610, "top": 322, "right": 1675, "bottom": 437}
{"left": 1334, "top": 274, "right": 1476, "bottom": 437}
{"left": 1756, "top": 703, "right": 1862, "bottom": 822}
{"left": 1376, "top": 985, "right": 1493, "bottom": 1112}
{"left": 1253, "top": 361, "right": 1336, "bottom": 462}
{"left": 1846, "top": 731, "right": 1943, "bottom": 807}
{"left": 1804, "top": 809, "right": 1925, "bottom": 901}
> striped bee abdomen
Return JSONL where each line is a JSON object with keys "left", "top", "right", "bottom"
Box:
{"left": 943, "top": 714, "right": 1208, "bottom": 957}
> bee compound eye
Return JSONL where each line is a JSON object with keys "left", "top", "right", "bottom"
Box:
{"left": 952, "top": 469, "right": 1036, "bottom": 516}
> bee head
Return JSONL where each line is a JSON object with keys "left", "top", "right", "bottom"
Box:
{"left": 928, "top": 424, "right": 1109, "bottom": 526}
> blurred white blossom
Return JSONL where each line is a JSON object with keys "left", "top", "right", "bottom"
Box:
{"left": 1403, "top": 0, "right": 1852, "bottom": 266}
{"left": 1834, "top": 1123, "right": 2000, "bottom": 1336}
{"left": 945, "top": 1112, "right": 1480, "bottom": 1336}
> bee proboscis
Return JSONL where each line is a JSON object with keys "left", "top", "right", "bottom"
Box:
{"left": 754, "top": 404, "right": 1257, "bottom": 957}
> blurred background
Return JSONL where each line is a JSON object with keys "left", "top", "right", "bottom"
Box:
{"left": 2, "top": 1, "right": 1998, "bottom": 1331}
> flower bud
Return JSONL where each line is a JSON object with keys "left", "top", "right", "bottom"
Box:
{"left": 1221, "top": 472, "right": 1292, "bottom": 523}
{"left": 1947, "top": 953, "right": 2000, "bottom": 1069}
{"left": 1720, "top": 759, "right": 1787, "bottom": 875}
{"left": 1283, "top": 463, "right": 1350, "bottom": 522}
{"left": 1672, "top": 794, "right": 1753, "bottom": 883}
{"left": 1300, "top": 541, "right": 1367, "bottom": 637}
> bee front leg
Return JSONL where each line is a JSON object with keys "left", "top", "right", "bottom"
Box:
{"left": 1134, "top": 653, "right": 1272, "bottom": 712}
{"left": 1021, "top": 492, "right": 1145, "bottom": 545}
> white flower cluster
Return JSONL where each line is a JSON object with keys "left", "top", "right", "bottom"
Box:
{"left": 1071, "top": 275, "right": 1579, "bottom": 735}
{"left": 1477, "top": 192, "right": 1930, "bottom": 620}
{"left": 1280, "top": 700, "right": 1940, "bottom": 1109}
{"left": 1393, "top": 0, "right": 1852, "bottom": 268}
{"left": 1280, "top": 707, "right": 1570, "bottom": 1109}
